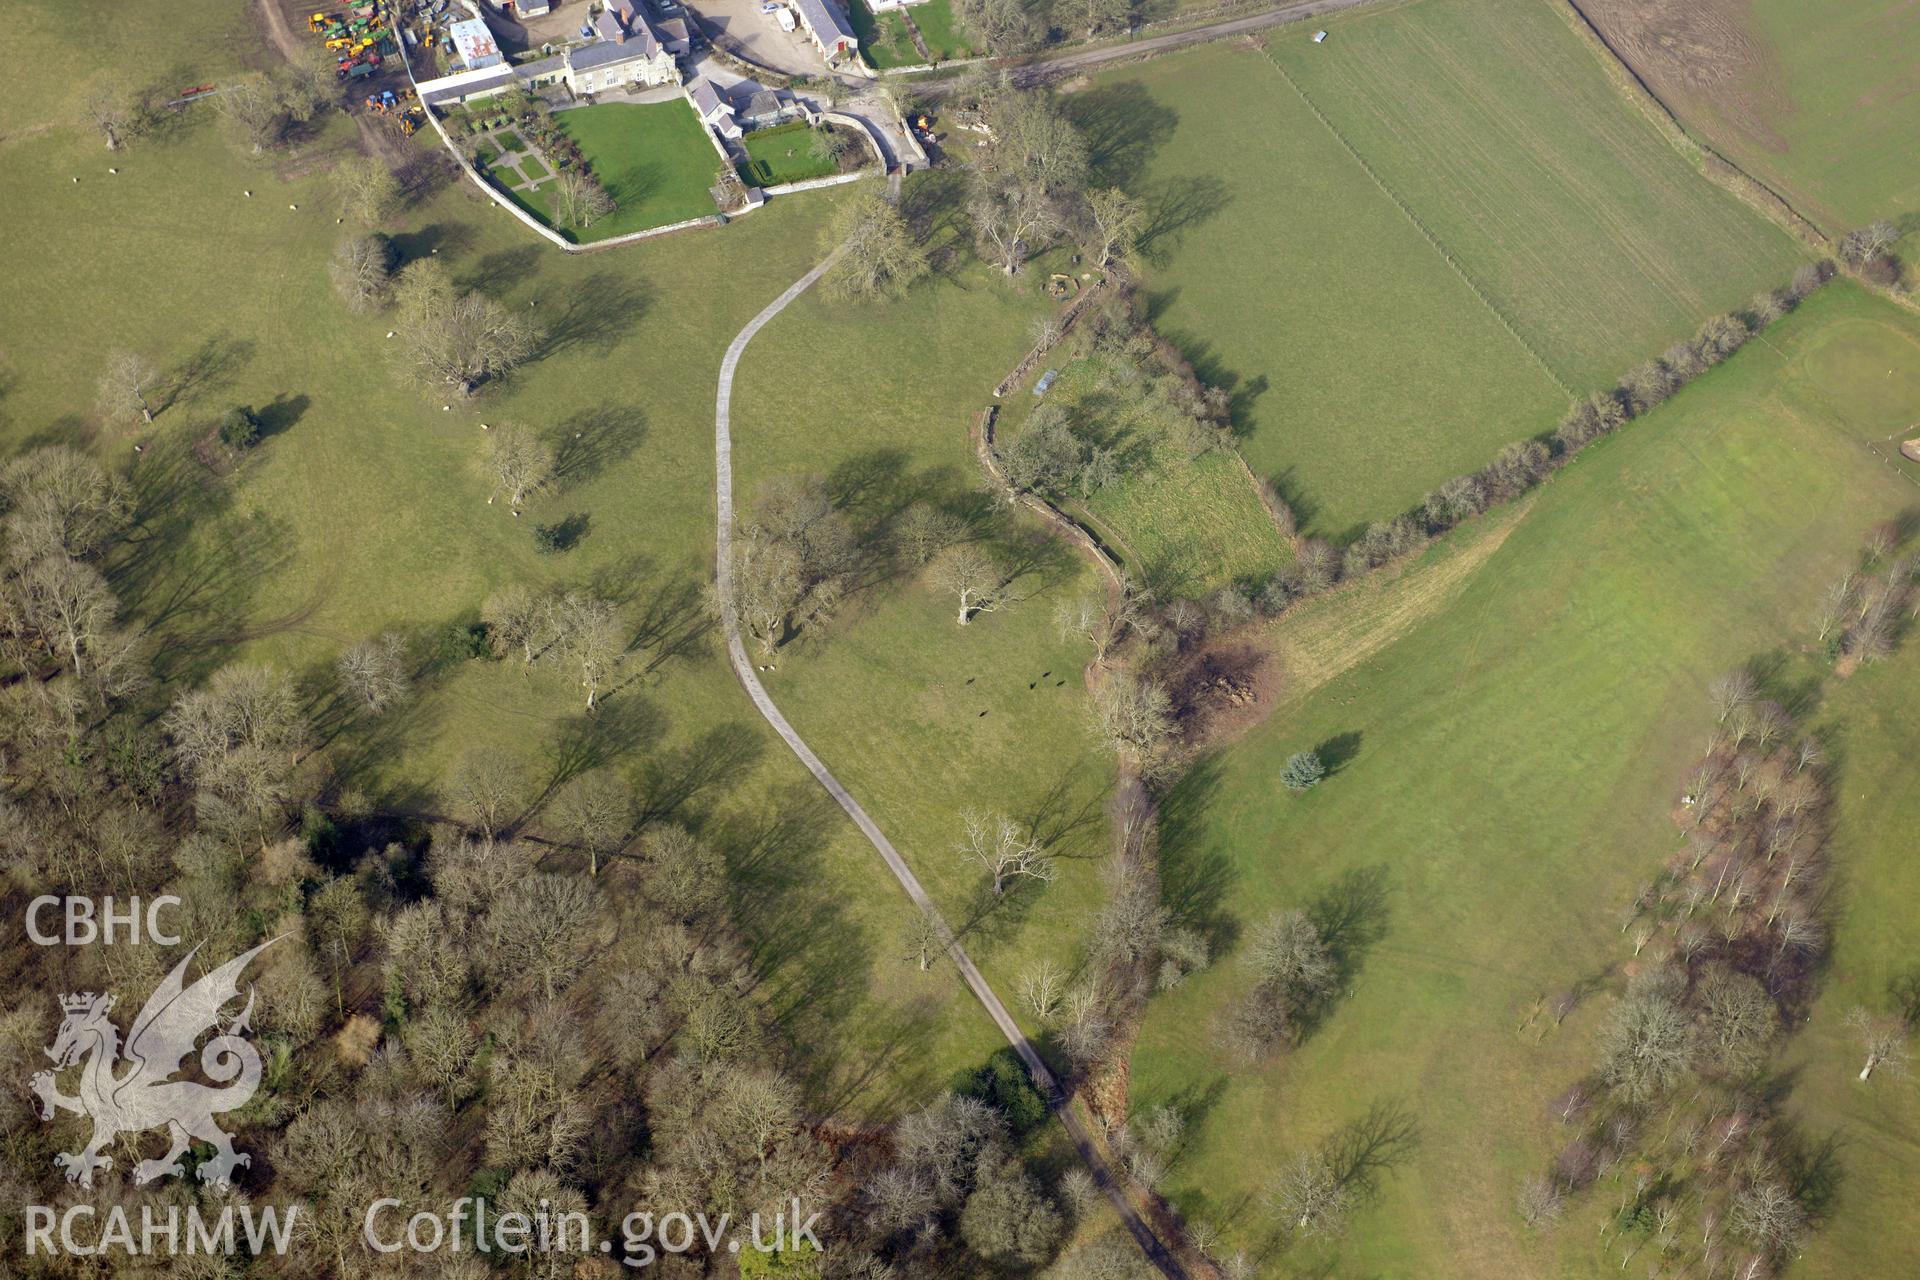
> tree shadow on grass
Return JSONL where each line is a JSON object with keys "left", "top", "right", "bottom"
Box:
{"left": 457, "top": 244, "right": 543, "bottom": 295}
{"left": 537, "top": 271, "right": 649, "bottom": 358}
{"left": 1157, "top": 752, "right": 1238, "bottom": 951}
{"left": 1135, "top": 175, "right": 1232, "bottom": 267}
{"left": 551, "top": 403, "right": 647, "bottom": 490}
{"left": 711, "top": 780, "right": 893, "bottom": 1108}
{"left": 526, "top": 699, "right": 665, "bottom": 816}
{"left": 253, "top": 392, "right": 310, "bottom": 440}
{"left": 1307, "top": 863, "right": 1391, "bottom": 990}
{"left": 162, "top": 334, "right": 256, "bottom": 416}
{"left": 1314, "top": 731, "right": 1362, "bottom": 776}
{"left": 634, "top": 720, "right": 765, "bottom": 825}
{"left": 109, "top": 439, "right": 311, "bottom": 685}
{"left": 1326, "top": 1097, "right": 1420, "bottom": 1198}
{"left": 1062, "top": 81, "right": 1180, "bottom": 189}
{"left": 389, "top": 222, "right": 472, "bottom": 266}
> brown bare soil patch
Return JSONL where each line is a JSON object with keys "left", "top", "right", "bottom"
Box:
{"left": 1578, "top": 0, "right": 1790, "bottom": 152}
{"left": 1165, "top": 637, "right": 1283, "bottom": 750}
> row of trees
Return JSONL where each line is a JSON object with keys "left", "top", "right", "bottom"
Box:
{"left": 1523, "top": 534, "right": 1917, "bottom": 1273}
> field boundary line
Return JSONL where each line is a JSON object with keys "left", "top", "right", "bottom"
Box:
{"left": 1253, "top": 43, "right": 1574, "bottom": 398}
{"left": 713, "top": 253, "right": 1201, "bottom": 1280}
{"left": 1551, "top": 0, "right": 1829, "bottom": 248}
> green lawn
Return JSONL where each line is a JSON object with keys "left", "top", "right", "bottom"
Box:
{"left": 849, "top": 0, "right": 922, "bottom": 68}
{"left": 1273, "top": 0, "right": 1807, "bottom": 395}
{"left": 1582, "top": 0, "right": 1920, "bottom": 236}
{"left": 1079, "top": 0, "right": 1808, "bottom": 541}
{"left": 1122, "top": 283, "right": 1920, "bottom": 1276}
{"left": 0, "top": 85, "right": 1000, "bottom": 1121}
{"left": 0, "top": 0, "right": 255, "bottom": 136}
{"left": 726, "top": 182, "right": 1120, "bottom": 1052}
{"left": 904, "top": 0, "right": 975, "bottom": 61}
{"left": 1073, "top": 42, "right": 1567, "bottom": 541}
{"left": 526, "top": 101, "right": 722, "bottom": 241}
{"left": 1781, "top": 635, "right": 1920, "bottom": 1280}
{"left": 995, "top": 353, "right": 1295, "bottom": 594}
{"left": 738, "top": 122, "right": 840, "bottom": 187}
{"left": 518, "top": 153, "right": 549, "bottom": 182}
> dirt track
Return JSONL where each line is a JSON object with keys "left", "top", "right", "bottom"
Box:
{"left": 255, "top": 0, "right": 412, "bottom": 170}
{"left": 919, "top": 0, "right": 1376, "bottom": 94}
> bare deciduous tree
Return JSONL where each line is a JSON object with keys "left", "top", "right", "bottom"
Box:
{"left": 958, "top": 810, "right": 1054, "bottom": 896}
{"left": 970, "top": 174, "right": 1062, "bottom": 275}
{"left": 550, "top": 592, "right": 623, "bottom": 711}
{"left": 336, "top": 632, "right": 409, "bottom": 715}
{"left": 486, "top": 425, "right": 556, "bottom": 512}
{"left": 550, "top": 168, "right": 616, "bottom": 231}
{"left": 1087, "top": 186, "right": 1144, "bottom": 269}
{"left": 828, "top": 186, "right": 930, "bottom": 301}
{"left": 329, "top": 233, "right": 395, "bottom": 311}
{"left": 1092, "top": 673, "right": 1177, "bottom": 778}
{"left": 82, "top": 83, "right": 140, "bottom": 150}
{"left": 1846, "top": 1007, "right": 1912, "bottom": 1082}
{"left": 332, "top": 155, "right": 402, "bottom": 227}
{"left": 448, "top": 747, "right": 526, "bottom": 838}
{"left": 1265, "top": 1153, "right": 1350, "bottom": 1237}
{"left": 1707, "top": 670, "right": 1756, "bottom": 724}
{"left": 392, "top": 261, "right": 540, "bottom": 397}
{"left": 930, "top": 543, "right": 1008, "bottom": 624}
{"left": 97, "top": 350, "right": 161, "bottom": 425}
{"left": 481, "top": 583, "right": 552, "bottom": 665}
{"left": 550, "top": 769, "right": 632, "bottom": 876}
{"left": 1019, "top": 958, "right": 1064, "bottom": 1019}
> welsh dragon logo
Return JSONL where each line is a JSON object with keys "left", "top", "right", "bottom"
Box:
{"left": 31, "top": 940, "right": 276, "bottom": 1190}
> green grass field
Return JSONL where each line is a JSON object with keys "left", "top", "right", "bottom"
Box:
{"left": 738, "top": 123, "right": 839, "bottom": 187}
{"left": 519, "top": 101, "right": 721, "bottom": 240}
{"left": 1272, "top": 0, "right": 1806, "bottom": 393}
{"left": 1078, "top": 0, "right": 1807, "bottom": 541}
{"left": 904, "top": 0, "right": 975, "bottom": 61}
{"left": 1072, "top": 43, "right": 1569, "bottom": 542}
{"left": 995, "top": 354, "right": 1295, "bottom": 594}
{"left": 724, "top": 190, "right": 1125, "bottom": 1045}
{"left": 1121, "top": 283, "right": 1920, "bottom": 1276}
{"left": 849, "top": 0, "right": 921, "bottom": 68}
{"left": 0, "top": 90, "right": 1011, "bottom": 1120}
{"left": 1584, "top": 0, "right": 1920, "bottom": 237}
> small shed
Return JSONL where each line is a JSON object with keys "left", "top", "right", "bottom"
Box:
{"left": 1312, "top": 29, "right": 1328, "bottom": 42}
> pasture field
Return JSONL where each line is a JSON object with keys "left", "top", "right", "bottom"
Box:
{"left": 1780, "top": 647, "right": 1920, "bottom": 1280}
{"left": 0, "top": 0, "right": 256, "bottom": 137}
{"left": 1271, "top": 0, "right": 1807, "bottom": 394}
{"left": 725, "top": 191, "right": 1120, "bottom": 1037}
{"left": 1120, "top": 283, "right": 1920, "bottom": 1277}
{"left": 0, "top": 94, "right": 1009, "bottom": 1118}
{"left": 1580, "top": 0, "right": 1920, "bottom": 237}
{"left": 1070, "top": 43, "right": 1567, "bottom": 542}
{"left": 995, "top": 353, "right": 1296, "bottom": 594}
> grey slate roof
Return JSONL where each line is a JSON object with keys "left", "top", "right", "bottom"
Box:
{"left": 588, "top": 2, "right": 664, "bottom": 57}
{"left": 570, "top": 36, "right": 657, "bottom": 69}
{"left": 688, "top": 77, "right": 731, "bottom": 118}
{"left": 793, "top": 0, "right": 856, "bottom": 46}
{"left": 517, "top": 52, "right": 566, "bottom": 78}
{"left": 421, "top": 67, "right": 518, "bottom": 104}
{"left": 743, "top": 89, "right": 786, "bottom": 119}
